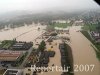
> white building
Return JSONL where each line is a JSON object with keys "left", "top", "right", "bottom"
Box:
{"left": 3, "top": 69, "right": 23, "bottom": 75}
{"left": 52, "top": 20, "right": 67, "bottom": 23}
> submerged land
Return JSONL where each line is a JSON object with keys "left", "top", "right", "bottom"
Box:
{"left": 0, "top": 10, "right": 100, "bottom": 75}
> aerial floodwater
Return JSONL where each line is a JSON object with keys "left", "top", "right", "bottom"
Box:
{"left": 0, "top": 25, "right": 100, "bottom": 75}
{"left": 69, "top": 26, "right": 100, "bottom": 75}
{"left": 0, "top": 24, "right": 46, "bottom": 42}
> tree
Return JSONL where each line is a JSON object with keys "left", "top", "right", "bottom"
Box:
{"left": 38, "top": 27, "right": 40, "bottom": 31}
{"left": 38, "top": 40, "right": 46, "bottom": 52}
{"left": 96, "top": 22, "right": 100, "bottom": 32}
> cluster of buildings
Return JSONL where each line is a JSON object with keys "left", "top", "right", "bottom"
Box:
{"left": 0, "top": 41, "right": 33, "bottom": 68}
{"left": 0, "top": 50, "right": 25, "bottom": 68}
{"left": 90, "top": 31, "right": 100, "bottom": 43}
{"left": 74, "top": 19, "right": 84, "bottom": 26}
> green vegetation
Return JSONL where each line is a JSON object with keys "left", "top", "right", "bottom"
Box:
{"left": 95, "top": 50, "right": 100, "bottom": 61}
{"left": 17, "top": 52, "right": 28, "bottom": 66}
{"left": 82, "top": 23, "right": 99, "bottom": 31}
{"left": 81, "top": 22, "right": 100, "bottom": 60}
{"left": 0, "top": 40, "right": 16, "bottom": 49}
{"left": 38, "top": 40, "right": 46, "bottom": 52}
{"left": 60, "top": 43, "right": 73, "bottom": 75}
{"left": 82, "top": 22, "right": 100, "bottom": 32}
{"left": 81, "top": 31, "right": 93, "bottom": 42}
{"left": 12, "top": 52, "right": 28, "bottom": 67}
{"left": 54, "top": 23, "right": 70, "bottom": 28}
{"left": 63, "top": 43, "right": 73, "bottom": 75}
{"left": 81, "top": 31, "right": 100, "bottom": 60}
{"left": 46, "top": 23, "right": 70, "bottom": 31}
{"left": 0, "top": 69, "right": 6, "bottom": 75}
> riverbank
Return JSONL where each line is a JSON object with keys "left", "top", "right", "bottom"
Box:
{"left": 81, "top": 31, "right": 100, "bottom": 60}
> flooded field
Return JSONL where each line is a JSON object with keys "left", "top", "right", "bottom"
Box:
{"left": 0, "top": 25, "right": 100, "bottom": 75}
{"left": 0, "top": 25, "right": 46, "bottom": 42}
{"left": 69, "top": 26, "right": 100, "bottom": 75}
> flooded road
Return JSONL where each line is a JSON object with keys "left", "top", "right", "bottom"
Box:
{"left": 69, "top": 26, "right": 100, "bottom": 75}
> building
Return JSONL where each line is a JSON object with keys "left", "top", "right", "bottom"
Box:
{"left": 52, "top": 20, "right": 67, "bottom": 23}
{"left": 12, "top": 42, "right": 33, "bottom": 50}
{"left": 90, "top": 31, "right": 100, "bottom": 43}
{"left": 3, "top": 69, "right": 23, "bottom": 75}
{"left": 55, "top": 27, "right": 69, "bottom": 34}
{"left": 0, "top": 50, "right": 24, "bottom": 62}
{"left": 74, "top": 19, "right": 84, "bottom": 26}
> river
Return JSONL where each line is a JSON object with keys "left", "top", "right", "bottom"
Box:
{"left": 69, "top": 26, "right": 100, "bottom": 75}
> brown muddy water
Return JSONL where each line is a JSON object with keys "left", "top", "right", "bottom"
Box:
{"left": 0, "top": 25, "right": 100, "bottom": 75}
{"left": 0, "top": 25, "right": 46, "bottom": 42}
{"left": 69, "top": 26, "right": 100, "bottom": 75}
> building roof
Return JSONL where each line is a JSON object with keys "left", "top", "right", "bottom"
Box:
{"left": 0, "top": 50, "right": 23, "bottom": 61}
{"left": 12, "top": 42, "right": 25, "bottom": 47}
{"left": 3, "top": 69, "right": 22, "bottom": 75}
{"left": 12, "top": 42, "right": 33, "bottom": 50}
